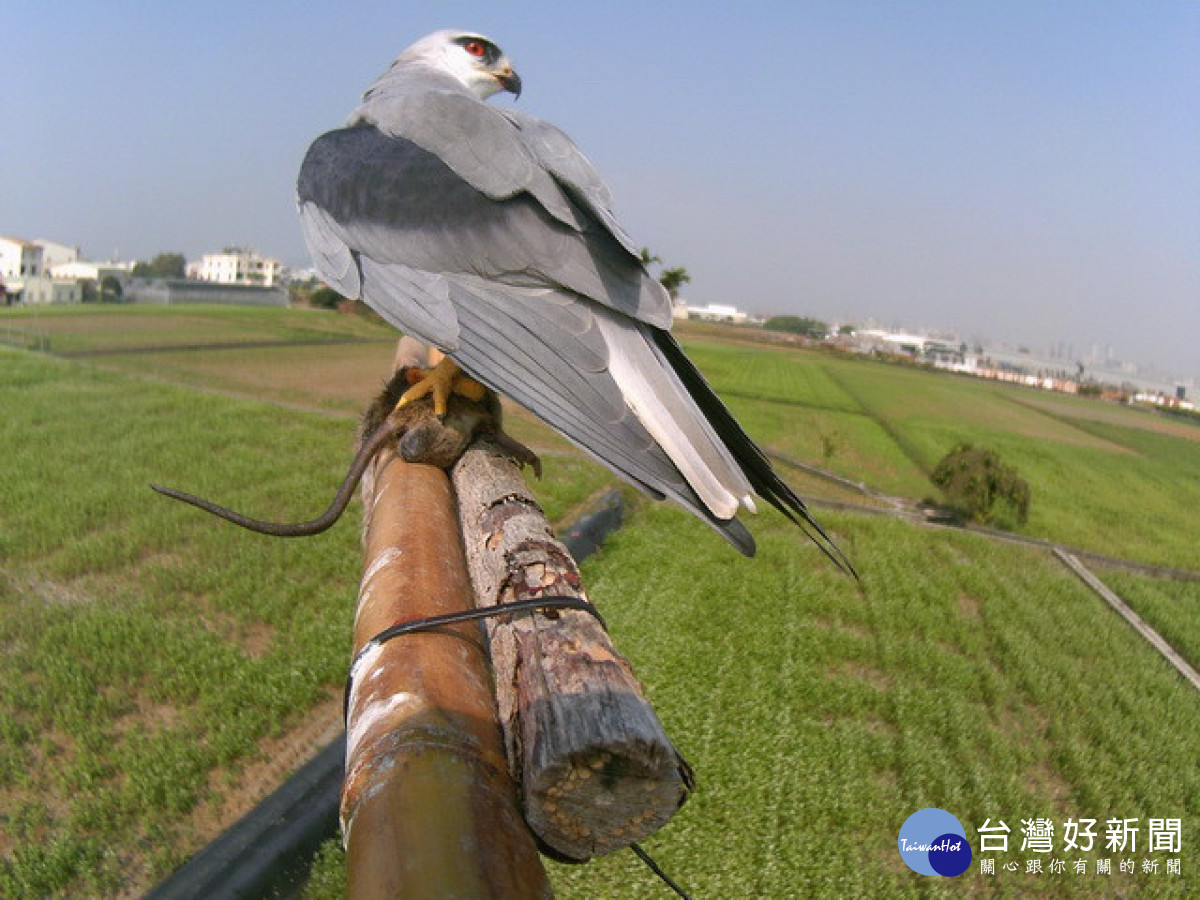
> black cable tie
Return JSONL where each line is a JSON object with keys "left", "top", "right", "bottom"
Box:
{"left": 343, "top": 595, "right": 605, "bottom": 722}
{"left": 631, "top": 842, "right": 694, "bottom": 899}
{"left": 341, "top": 598, "right": 692, "bottom": 899}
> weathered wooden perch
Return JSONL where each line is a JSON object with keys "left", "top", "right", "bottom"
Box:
{"left": 452, "top": 437, "right": 693, "bottom": 861}
{"left": 341, "top": 352, "right": 552, "bottom": 897}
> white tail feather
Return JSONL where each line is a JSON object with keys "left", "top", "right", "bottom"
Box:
{"left": 595, "top": 311, "right": 751, "bottom": 520}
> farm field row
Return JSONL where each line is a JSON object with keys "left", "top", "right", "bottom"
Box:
{"left": 11, "top": 305, "right": 1194, "bottom": 571}
{"left": 0, "top": 303, "right": 395, "bottom": 355}
{"left": 0, "top": 344, "right": 610, "bottom": 897}
{"left": 681, "top": 339, "right": 1200, "bottom": 570}
{"left": 0, "top": 305, "right": 1196, "bottom": 897}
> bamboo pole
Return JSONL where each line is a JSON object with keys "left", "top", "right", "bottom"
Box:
{"left": 341, "top": 345, "right": 552, "bottom": 898}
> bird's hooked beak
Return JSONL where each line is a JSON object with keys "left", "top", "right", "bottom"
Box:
{"left": 495, "top": 63, "right": 522, "bottom": 98}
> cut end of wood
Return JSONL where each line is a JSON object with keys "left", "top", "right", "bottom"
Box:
{"left": 527, "top": 747, "right": 691, "bottom": 860}
{"left": 518, "top": 687, "right": 693, "bottom": 860}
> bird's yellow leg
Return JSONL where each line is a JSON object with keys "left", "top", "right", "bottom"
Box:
{"left": 396, "top": 356, "right": 487, "bottom": 418}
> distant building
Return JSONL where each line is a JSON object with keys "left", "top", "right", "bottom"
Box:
{"left": 3, "top": 275, "right": 82, "bottom": 305}
{"left": 50, "top": 259, "right": 135, "bottom": 284}
{"left": 127, "top": 278, "right": 288, "bottom": 307}
{"left": 1132, "top": 390, "right": 1195, "bottom": 412}
{"left": 187, "top": 247, "right": 286, "bottom": 287}
{"left": 923, "top": 341, "right": 968, "bottom": 370}
{"left": 686, "top": 303, "right": 749, "bottom": 324}
{"left": 0, "top": 236, "right": 44, "bottom": 278}
{"left": 0, "top": 236, "right": 83, "bottom": 304}
{"left": 851, "top": 329, "right": 932, "bottom": 356}
{"left": 34, "top": 239, "right": 80, "bottom": 270}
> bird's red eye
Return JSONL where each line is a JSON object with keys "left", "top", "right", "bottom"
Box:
{"left": 464, "top": 40, "right": 485, "bottom": 57}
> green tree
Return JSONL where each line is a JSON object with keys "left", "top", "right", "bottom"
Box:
{"left": 763, "top": 316, "right": 829, "bottom": 339}
{"left": 930, "top": 442, "right": 1031, "bottom": 527}
{"left": 132, "top": 253, "right": 186, "bottom": 279}
{"left": 639, "top": 248, "right": 690, "bottom": 300}
{"left": 658, "top": 266, "right": 690, "bottom": 300}
{"left": 99, "top": 276, "right": 124, "bottom": 303}
{"left": 638, "top": 247, "right": 662, "bottom": 268}
{"left": 308, "top": 286, "right": 345, "bottom": 310}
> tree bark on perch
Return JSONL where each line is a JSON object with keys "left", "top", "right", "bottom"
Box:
{"left": 453, "top": 439, "right": 692, "bottom": 861}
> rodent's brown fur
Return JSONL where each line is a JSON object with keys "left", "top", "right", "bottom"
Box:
{"left": 152, "top": 366, "right": 538, "bottom": 536}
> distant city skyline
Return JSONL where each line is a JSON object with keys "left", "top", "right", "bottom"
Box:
{"left": 5, "top": 2, "right": 1197, "bottom": 381}
{"left": 5, "top": 229, "right": 1192, "bottom": 387}
{"left": 830, "top": 316, "right": 1193, "bottom": 386}
{"left": 848, "top": 321, "right": 1191, "bottom": 391}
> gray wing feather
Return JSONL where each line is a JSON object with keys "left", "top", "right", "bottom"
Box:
{"left": 501, "top": 109, "right": 639, "bottom": 257}
{"left": 298, "top": 202, "right": 459, "bottom": 348}
{"left": 356, "top": 257, "right": 457, "bottom": 349}
{"left": 444, "top": 280, "right": 754, "bottom": 553}
{"left": 297, "top": 125, "right": 670, "bottom": 329}
{"left": 595, "top": 311, "right": 752, "bottom": 519}
{"left": 297, "top": 203, "right": 360, "bottom": 298}
{"left": 296, "top": 105, "right": 755, "bottom": 551}
{"left": 361, "top": 91, "right": 588, "bottom": 234}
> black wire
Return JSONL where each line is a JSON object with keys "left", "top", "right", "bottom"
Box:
{"left": 343, "top": 597, "right": 692, "bottom": 899}
{"left": 343, "top": 595, "right": 606, "bottom": 721}
{"left": 631, "top": 842, "right": 694, "bottom": 899}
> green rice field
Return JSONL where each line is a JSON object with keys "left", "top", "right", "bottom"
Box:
{"left": 0, "top": 305, "right": 1196, "bottom": 898}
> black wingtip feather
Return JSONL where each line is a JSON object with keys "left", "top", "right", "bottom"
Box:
{"left": 650, "top": 330, "right": 858, "bottom": 578}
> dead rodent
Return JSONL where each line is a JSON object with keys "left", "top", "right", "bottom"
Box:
{"left": 152, "top": 365, "right": 539, "bottom": 536}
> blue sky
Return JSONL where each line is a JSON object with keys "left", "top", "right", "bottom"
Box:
{"left": 4, "top": 1, "right": 1197, "bottom": 379}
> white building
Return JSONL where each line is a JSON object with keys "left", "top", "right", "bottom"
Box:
{"left": 855, "top": 329, "right": 933, "bottom": 355}
{"left": 686, "top": 303, "right": 750, "bottom": 324}
{"left": 34, "top": 239, "right": 80, "bottom": 270}
{"left": 188, "top": 248, "right": 286, "bottom": 287}
{"left": 10, "top": 276, "right": 82, "bottom": 304}
{"left": 50, "top": 259, "right": 135, "bottom": 283}
{"left": 0, "top": 237, "right": 82, "bottom": 304}
{"left": 0, "top": 236, "right": 44, "bottom": 278}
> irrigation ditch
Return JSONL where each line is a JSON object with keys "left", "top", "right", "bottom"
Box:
{"left": 58, "top": 336, "right": 391, "bottom": 358}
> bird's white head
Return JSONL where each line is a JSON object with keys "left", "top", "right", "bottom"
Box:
{"left": 396, "top": 30, "right": 522, "bottom": 100}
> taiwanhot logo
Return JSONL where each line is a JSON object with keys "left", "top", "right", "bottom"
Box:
{"left": 897, "top": 808, "right": 973, "bottom": 877}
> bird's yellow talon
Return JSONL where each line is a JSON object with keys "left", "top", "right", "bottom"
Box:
{"left": 394, "top": 358, "right": 485, "bottom": 418}
{"left": 452, "top": 376, "right": 487, "bottom": 403}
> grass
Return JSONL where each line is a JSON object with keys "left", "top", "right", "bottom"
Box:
{"left": 680, "top": 338, "right": 1200, "bottom": 570}
{"left": 306, "top": 504, "right": 1200, "bottom": 899}
{"left": 0, "top": 302, "right": 395, "bottom": 355}
{"left": 91, "top": 341, "right": 399, "bottom": 414}
{"left": 1, "top": 305, "right": 1197, "bottom": 897}
{"left": 0, "top": 348, "right": 364, "bottom": 895}
{"left": 0, "top": 326, "right": 616, "bottom": 896}
{"left": 538, "top": 506, "right": 1200, "bottom": 898}
{"left": 1100, "top": 573, "right": 1200, "bottom": 672}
